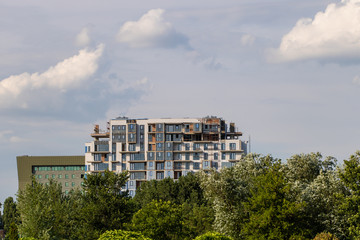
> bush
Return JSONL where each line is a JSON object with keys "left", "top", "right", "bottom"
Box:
{"left": 194, "top": 232, "right": 233, "bottom": 240}
{"left": 98, "top": 229, "right": 152, "bottom": 240}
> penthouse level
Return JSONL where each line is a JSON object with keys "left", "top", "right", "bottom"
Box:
{"left": 85, "top": 116, "right": 247, "bottom": 196}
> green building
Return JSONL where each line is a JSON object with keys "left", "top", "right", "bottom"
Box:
{"left": 17, "top": 155, "right": 85, "bottom": 194}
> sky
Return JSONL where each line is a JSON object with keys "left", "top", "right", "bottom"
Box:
{"left": 1, "top": 0, "right": 360, "bottom": 204}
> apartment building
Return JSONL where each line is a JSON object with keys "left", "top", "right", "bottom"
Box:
{"left": 85, "top": 116, "right": 247, "bottom": 196}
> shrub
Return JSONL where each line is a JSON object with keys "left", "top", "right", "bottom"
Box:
{"left": 194, "top": 232, "right": 233, "bottom": 240}
{"left": 98, "top": 229, "right": 152, "bottom": 240}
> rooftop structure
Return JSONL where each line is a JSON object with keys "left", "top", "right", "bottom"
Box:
{"left": 85, "top": 116, "right": 247, "bottom": 196}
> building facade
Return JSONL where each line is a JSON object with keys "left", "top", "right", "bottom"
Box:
{"left": 17, "top": 155, "right": 85, "bottom": 194}
{"left": 85, "top": 116, "right": 247, "bottom": 196}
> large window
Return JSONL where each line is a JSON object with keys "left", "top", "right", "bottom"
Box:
{"left": 130, "top": 162, "right": 145, "bottom": 170}
{"left": 130, "top": 172, "right": 145, "bottom": 180}
{"left": 157, "top": 172, "right": 164, "bottom": 179}
{"left": 230, "top": 143, "right": 236, "bottom": 150}
{"left": 193, "top": 163, "right": 200, "bottom": 170}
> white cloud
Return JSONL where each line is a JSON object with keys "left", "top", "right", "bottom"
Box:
{"left": 270, "top": 0, "right": 360, "bottom": 62}
{"left": 186, "top": 50, "right": 222, "bottom": 70}
{"left": 75, "top": 27, "right": 91, "bottom": 47}
{"left": 241, "top": 34, "right": 255, "bottom": 46}
{"left": 0, "top": 44, "right": 104, "bottom": 109}
{"left": 117, "top": 9, "right": 190, "bottom": 49}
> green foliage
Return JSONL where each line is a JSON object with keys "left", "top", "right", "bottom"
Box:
{"left": 80, "top": 170, "right": 136, "bottom": 238}
{"left": 193, "top": 231, "right": 233, "bottom": 240}
{"left": 284, "top": 153, "right": 336, "bottom": 184}
{"left": 3, "top": 197, "right": 18, "bottom": 235}
{"left": 98, "top": 229, "right": 152, "bottom": 240}
{"left": 200, "top": 153, "right": 276, "bottom": 239}
{"left": 7, "top": 222, "right": 19, "bottom": 240}
{"left": 313, "top": 232, "right": 339, "bottom": 240}
{"left": 134, "top": 173, "right": 214, "bottom": 238}
{"left": 16, "top": 177, "right": 82, "bottom": 240}
{"left": 242, "top": 160, "right": 308, "bottom": 240}
{"left": 338, "top": 151, "right": 360, "bottom": 239}
{"left": 129, "top": 200, "right": 184, "bottom": 240}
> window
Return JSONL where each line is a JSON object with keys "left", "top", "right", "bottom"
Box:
{"left": 157, "top": 143, "right": 163, "bottom": 151}
{"left": 148, "top": 162, "right": 153, "bottom": 168}
{"left": 230, "top": 153, "right": 236, "bottom": 160}
{"left": 185, "top": 153, "right": 190, "bottom": 160}
{"left": 38, "top": 175, "right": 42, "bottom": 179}
{"left": 156, "top": 133, "right": 163, "bottom": 141}
{"left": 65, "top": 182, "right": 69, "bottom": 187}
{"left": 185, "top": 143, "right": 190, "bottom": 150}
{"left": 222, "top": 153, "right": 226, "bottom": 160}
{"left": 221, "top": 143, "right": 226, "bottom": 150}
{"left": 45, "top": 174, "right": 49, "bottom": 179}
{"left": 157, "top": 172, "right": 164, "bottom": 180}
{"left": 156, "top": 163, "right": 164, "bottom": 170}
{"left": 230, "top": 143, "right": 236, "bottom": 150}
{"left": 65, "top": 190, "right": 69, "bottom": 195}
{"left": 58, "top": 174, "right": 62, "bottom": 179}
{"left": 193, "top": 143, "right": 200, "bottom": 150}
{"left": 167, "top": 161, "right": 171, "bottom": 167}
{"left": 128, "top": 144, "right": 136, "bottom": 151}
{"left": 204, "top": 143, "right": 208, "bottom": 150}
{"left": 204, "top": 161, "right": 209, "bottom": 167}
{"left": 129, "top": 181, "right": 134, "bottom": 186}
{"left": 52, "top": 174, "right": 56, "bottom": 179}
{"left": 72, "top": 174, "right": 75, "bottom": 179}
{"left": 167, "top": 171, "right": 171, "bottom": 177}
{"left": 130, "top": 172, "right": 146, "bottom": 180}
{"left": 204, "top": 153, "right": 208, "bottom": 160}
{"left": 193, "top": 153, "right": 200, "bottom": 160}
{"left": 185, "top": 162, "right": 190, "bottom": 170}
{"left": 214, "top": 153, "right": 218, "bottom": 160}
{"left": 193, "top": 163, "right": 200, "bottom": 170}
{"left": 156, "top": 152, "right": 164, "bottom": 160}
{"left": 72, "top": 182, "right": 75, "bottom": 187}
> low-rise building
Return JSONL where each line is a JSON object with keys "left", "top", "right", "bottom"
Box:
{"left": 16, "top": 155, "right": 85, "bottom": 194}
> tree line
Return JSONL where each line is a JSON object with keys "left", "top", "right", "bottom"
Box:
{"left": 1, "top": 151, "right": 360, "bottom": 239}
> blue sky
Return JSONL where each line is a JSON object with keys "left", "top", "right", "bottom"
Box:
{"left": 1, "top": 0, "right": 360, "bottom": 204}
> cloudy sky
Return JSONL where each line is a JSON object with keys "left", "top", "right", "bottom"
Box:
{"left": 1, "top": 0, "right": 360, "bottom": 203}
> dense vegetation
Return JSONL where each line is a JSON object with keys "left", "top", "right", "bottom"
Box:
{"left": 2, "top": 151, "right": 360, "bottom": 239}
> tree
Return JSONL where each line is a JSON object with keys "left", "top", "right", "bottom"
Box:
{"left": 133, "top": 178, "right": 178, "bottom": 208}
{"left": 338, "top": 151, "right": 360, "bottom": 239}
{"left": 3, "top": 197, "right": 18, "bottom": 236}
{"left": 129, "top": 200, "right": 184, "bottom": 240}
{"left": 98, "top": 230, "right": 152, "bottom": 240}
{"left": 134, "top": 173, "right": 214, "bottom": 239}
{"left": 200, "top": 153, "right": 276, "bottom": 239}
{"left": 284, "top": 152, "right": 336, "bottom": 184}
{"left": 7, "top": 222, "right": 19, "bottom": 240}
{"left": 17, "top": 178, "right": 82, "bottom": 240}
{"left": 80, "top": 170, "right": 136, "bottom": 239}
{"left": 242, "top": 160, "right": 308, "bottom": 240}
